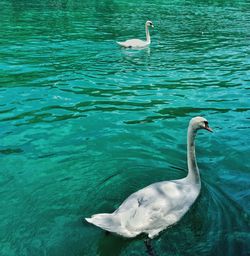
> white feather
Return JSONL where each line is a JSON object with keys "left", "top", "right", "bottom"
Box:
{"left": 117, "top": 20, "right": 154, "bottom": 48}
{"left": 86, "top": 116, "right": 212, "bottom": 238}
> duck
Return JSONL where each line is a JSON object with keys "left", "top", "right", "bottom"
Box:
{"left": 85, "top": 117, "right": 212, "bottom": 254}
{"left": 117, "top": 20, "right": 154, "bottom": 48}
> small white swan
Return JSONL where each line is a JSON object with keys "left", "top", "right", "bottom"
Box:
{"left": 117, "top": 20, "right": 154, "bottom": 48}
{"left": 86, "top": 117, "right": 212, "bottom": 239}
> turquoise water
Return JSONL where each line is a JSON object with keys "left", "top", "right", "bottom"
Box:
{"left": 0, "top": 0, "right": 250, "bottom": 255}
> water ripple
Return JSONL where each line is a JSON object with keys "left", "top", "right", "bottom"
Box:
{"left": 0, "top": 0, "right": 250, "bottom": 255}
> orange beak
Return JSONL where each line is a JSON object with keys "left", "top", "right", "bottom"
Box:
{"left": 205, "top": 124, "right": 213, "bottom": 132}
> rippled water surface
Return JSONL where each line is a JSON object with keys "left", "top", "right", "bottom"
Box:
{"left": 0, "top": 0, "right": 250, "bottom": 255}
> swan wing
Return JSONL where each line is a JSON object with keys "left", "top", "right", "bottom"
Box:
{"left": 86, "top": 180, "right": 200, "bottom": 238}
{"left": 115, "top": 180, "right": 199, "bottom": 237}
{"left": 117, "top": 39, "right": 148, "bottom": 48}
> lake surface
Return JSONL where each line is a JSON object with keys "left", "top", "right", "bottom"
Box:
{"left": 0, "top": 0, "right": 250, "bottom": 255}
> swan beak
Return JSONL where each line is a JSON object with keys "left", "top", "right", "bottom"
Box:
{"left": 151, "top": 24, "right": 154, "bottom": 28}
{"left": 205, "top": 125, "right": 213, "bottom": 132}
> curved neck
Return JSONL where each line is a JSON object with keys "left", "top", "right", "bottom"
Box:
{"left": 186, "top": 126, "right": 200, "bottom": 185}
{"left": 145, "top": 25, "right": 150, "bottom": 43}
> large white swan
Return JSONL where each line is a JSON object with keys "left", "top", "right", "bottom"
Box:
{"left": 117, "top": 20, "right": 154, "bottom": 48}
{"left": 86, "top": 117, "right": 212, "bottom": 253}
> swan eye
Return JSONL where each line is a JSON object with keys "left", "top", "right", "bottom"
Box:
{"left": 204, "top": 121, "right": 208, "bottom": 126}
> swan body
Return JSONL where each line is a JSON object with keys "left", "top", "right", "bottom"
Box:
{"left": 117, "top": 20, "right": 154, "bottom": 48}
{"left": 86, "top": 117, "right": 212, "bottom": 239}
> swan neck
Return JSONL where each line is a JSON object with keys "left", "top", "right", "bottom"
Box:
{"left": 145, "top": 24, "right": 150, "bottom": 43}
{"left": 187, "top": 126, "right": 200, "bottom": 184}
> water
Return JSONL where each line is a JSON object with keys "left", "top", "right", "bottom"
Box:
{"left": 0, "top": 0, "right": 250, "bottom": 255}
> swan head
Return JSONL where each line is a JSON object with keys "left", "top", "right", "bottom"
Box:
{"left": 146, "top": 20, "right": 154, "bottom": 28}
{"left": 190, "top": 116, "right": 213, "bottom": 132}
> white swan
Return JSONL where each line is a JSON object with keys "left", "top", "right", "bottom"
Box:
{"left": 86, "top": 117, "right": 212, "bottom": 240}
{"left": 117, "top": 20, "right": 154, "bottom": 48}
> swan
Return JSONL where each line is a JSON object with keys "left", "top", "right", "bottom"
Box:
{"left": 117, "top": 20, "right": 154, "bottom": 48}
{"left": 85, "top": 117, "right": 212, "bottom": 254}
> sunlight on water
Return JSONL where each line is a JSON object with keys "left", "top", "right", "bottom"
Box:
{"left": 0, "top": 0, "right": 249, "bottom": 255}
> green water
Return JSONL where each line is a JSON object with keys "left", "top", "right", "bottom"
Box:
{"left": 0, "top": 0, "right": 250, "bottom": 255}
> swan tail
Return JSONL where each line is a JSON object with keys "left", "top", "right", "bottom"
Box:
{"left": 85, "top": 213, "right": 122, "bottom": 234}
{"left": 116, "top": 41, "right": 125, "bottom": 47}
